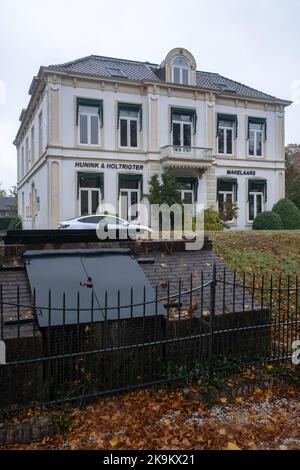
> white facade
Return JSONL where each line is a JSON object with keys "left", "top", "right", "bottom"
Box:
{"left": 14, "top": 48, "right": 290, "bottom": 230}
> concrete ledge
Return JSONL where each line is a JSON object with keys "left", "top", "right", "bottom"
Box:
{"left": 0, "top": 416, "right": 53, "bottom": 445}
{"left": 0, "top": 237, "right": 212, "bottom": 261}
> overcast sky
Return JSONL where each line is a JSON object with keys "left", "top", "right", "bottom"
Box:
{"left": 0, "top": 0, "right": 299, "bottom": 191}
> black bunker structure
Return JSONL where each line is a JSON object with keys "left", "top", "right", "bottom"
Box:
{"left": 19, "top": 248, "right": 167, "bottom": 400}
{"left": 24, "top": 248, "right": 166, "bottom": 350}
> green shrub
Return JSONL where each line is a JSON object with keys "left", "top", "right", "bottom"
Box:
{"left": 272, "top": 198, "right": 300, "bottom": 230}
{"left": 8, "top": 216, "right": 22, "bottom": 230}
{"left": 204, "top": 208, "right": 224, "bottom": 231}
{"left": 0, "top": 217, "right": 13, "bottom": 231}
{"left": 252, "top": 211, "right": 283, "bottom": 230}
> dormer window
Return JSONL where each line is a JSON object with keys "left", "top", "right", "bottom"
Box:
{"left": 172, "top": 56, "right": 189, "bottom": 85}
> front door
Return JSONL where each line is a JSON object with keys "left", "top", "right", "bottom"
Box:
{"left": 80, "top": 188, "right": 100, "bottom": 216}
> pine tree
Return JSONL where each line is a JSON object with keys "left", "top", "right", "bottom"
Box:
{"left": 160, "top": 172, "right": 182, "bottom": 206}
{"left": 146, "top": 172, "right": 182, "bottom": 206}
{"left": 146, "top": 174, "right": 162, "bottom": 205}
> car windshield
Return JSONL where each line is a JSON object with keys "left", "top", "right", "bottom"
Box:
{"left": 78, "top": 216, "right": 104, "bottom": 224}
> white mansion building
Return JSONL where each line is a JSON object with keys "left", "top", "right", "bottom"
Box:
{"left": 14, "top": 48, "right": 291, "bottom": 229}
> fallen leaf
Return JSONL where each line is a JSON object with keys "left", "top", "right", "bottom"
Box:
{"left": 224, "top": 442, "right": 241, "bottom": 451}
{"left": 109, "top": 437, "right": 119, "bottom": 447}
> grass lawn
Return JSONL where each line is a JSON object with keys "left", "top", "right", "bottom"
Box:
{"left": 210, "top": 230, "right": 300, "bottom": 279}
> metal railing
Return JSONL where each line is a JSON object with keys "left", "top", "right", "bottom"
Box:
{"left": 0, "top": 266, "right": 299, "bottom": 415}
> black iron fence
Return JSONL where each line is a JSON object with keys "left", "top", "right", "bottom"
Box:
{"left": 0, "top": 265, "right": 299, "bottom": 415}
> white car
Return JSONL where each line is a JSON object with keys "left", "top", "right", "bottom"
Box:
{"left": 58, "top": 214, "right": 152, "bottom": 236}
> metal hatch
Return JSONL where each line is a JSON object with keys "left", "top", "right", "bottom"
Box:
{"left": 24, "top": 249, "right": 165, "bottom": 327}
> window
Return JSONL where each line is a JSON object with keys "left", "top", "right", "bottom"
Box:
{"left": 248, "top": 180, "right": 267, "bottom": 221}
{"left": 25, "top": 138, "right": 29, "bottom": 172}
{"left": 218, "top": 120, "right": 234, "bottom": 155}
{"left": 249, "top": 122, "right": 263, "bottom": 157}
{"left": 172, "top": 112, "right": 192, "bottom": 147}
{"left": 78, "top": 173, "right": 104, "bottom": 216}
{"left": 119, "top": 109, "right": 139, "bottom": 148}
{"left": 21, "top": 192, "right": 25, "bottom": 218}
{"left": 118, "top": 175, "right": 142, "bottom": 221}
{"left": 21, "top": 146, "right": 24, "bottom": 177}
{"left": 78, "top": 216, "right": 104, "bottom": 224}
{"left": 78, "top": 105, "right": 100, "bottom": 145}
{"left": 217, "top": 179, "right": 237, "bottom": 222}
{"left": 38, "top": 112, "right": 43, "bottom": 157}
{"left": 172, "top": 56, "right": 189, "bottom": 85}
{"left": 248, "top": 118, "right": 266, "bottom": 157}
{"left": 107, "top": 67, "right": 127, "bottom": 78}
{"left": 31, "top": 126, "right": 35, "bottom": 164}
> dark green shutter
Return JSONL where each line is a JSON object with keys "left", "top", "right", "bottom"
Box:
{"left": 117, "top": 103, "right": 142, "bottom": 130}
{"left": 77, "top": 172, "right": 104, "bottom": 200}
{"left": 170, "top": 108, "right": 197, "bottom": 134}
{"left": 118, "top": 174, "right": 143, "bottom": 199}
{"left": 76, "top": 98, "right": 103, "bottom": 127}
{"left": 216, "top": 114, "right": 238, "bottom": 138}
{"left": 247, "top": 117, "right": 267, "bottom": 141}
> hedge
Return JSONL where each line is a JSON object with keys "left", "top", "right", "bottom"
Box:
{"left": 0, "top": 217, "right": 13, "bottom": 231}
{"left": 253, "top": 211, "right": 283, "bottom": 231}
{"left": 272, "top": 198, "right": 300, "bottom": 230}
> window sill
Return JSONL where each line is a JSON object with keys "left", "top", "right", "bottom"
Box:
{"left": 217, "top": 153, "right": 235, "bottom": 158}
{"left": 118, "top": 147, "right": 141, "bottom": 152}
{"left": 77, "top": 144, "right": 102, "bottom": 150}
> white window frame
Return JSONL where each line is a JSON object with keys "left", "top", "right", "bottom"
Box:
{"left": 21, "top": 146, "right": 24, "bottom": 178}
{"left": 118, "top": 114, "right": 139, "bottom": 149}
{"left": 172, "top": 117, "right": 192, "bottom": 149}
{"left": 217, "top": 191, "right": 234, "bottom": 223}
{"left": 119, "top": 188, "right": 140, "bottom": 221}
{"left": 25, "top": 138, "right": 29, "bottom": 173}
{"left": 217, "top": 122, "right": 234, "bottom": 156}
{"left": 172, "top": 57, "right": 190, "bottom": 85}
{"left": 31, "top": 126, "right": 35, "bottom": 164}
{"left": 248, "top": 191, "right": 264, "bottom": 222}
{"left": 38, "top": 111, "right": 43, "bottom": 157}
{"left": 78, "top": 108, "right": 101, "bottom": 146}
{"left": 248, "top": 125, "right": 264, "bottom": 158}
{"left": 79, "top": 187, "right": 101, "bottom": 216}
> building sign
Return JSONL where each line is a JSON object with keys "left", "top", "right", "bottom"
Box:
{"left": 227, "top": 169, "right": 256, "bottom": 176}
{"left": 75, "top": 161, "right": 144, "bottom": 171}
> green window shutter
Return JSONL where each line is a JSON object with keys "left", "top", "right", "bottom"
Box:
{"left": 117, "top": 103, "right": 142, "bottom": 130}
{"left": 248, "top": 179, "right": 267, "bottom": 202}
{"left": 216, "top": 114, "right": 238, "bottom": 138}
{"left": 118, "top": 174, "right": 143, "bottom": 199}
{"left": 171, "top": 108, "right": 197, "bottom": 134}
{"left": 76, "top": 98, "right": 103, "bottom": 127}
{"left": 247, "top": 117, "right": 267, "bottom": 141}
{"left": 217, "top": 178, "right": 238, "bottom": 201}
{"left": 77, "top": 172, "right": 104, "bottom": 199}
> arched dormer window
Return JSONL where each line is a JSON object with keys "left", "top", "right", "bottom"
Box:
{"left": 172, "top": 56, "right": 189, "bottom": 85}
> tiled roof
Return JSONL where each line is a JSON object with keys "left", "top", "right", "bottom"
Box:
{"left": 47, "top": 54, "right": 288, "bottom": 103}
